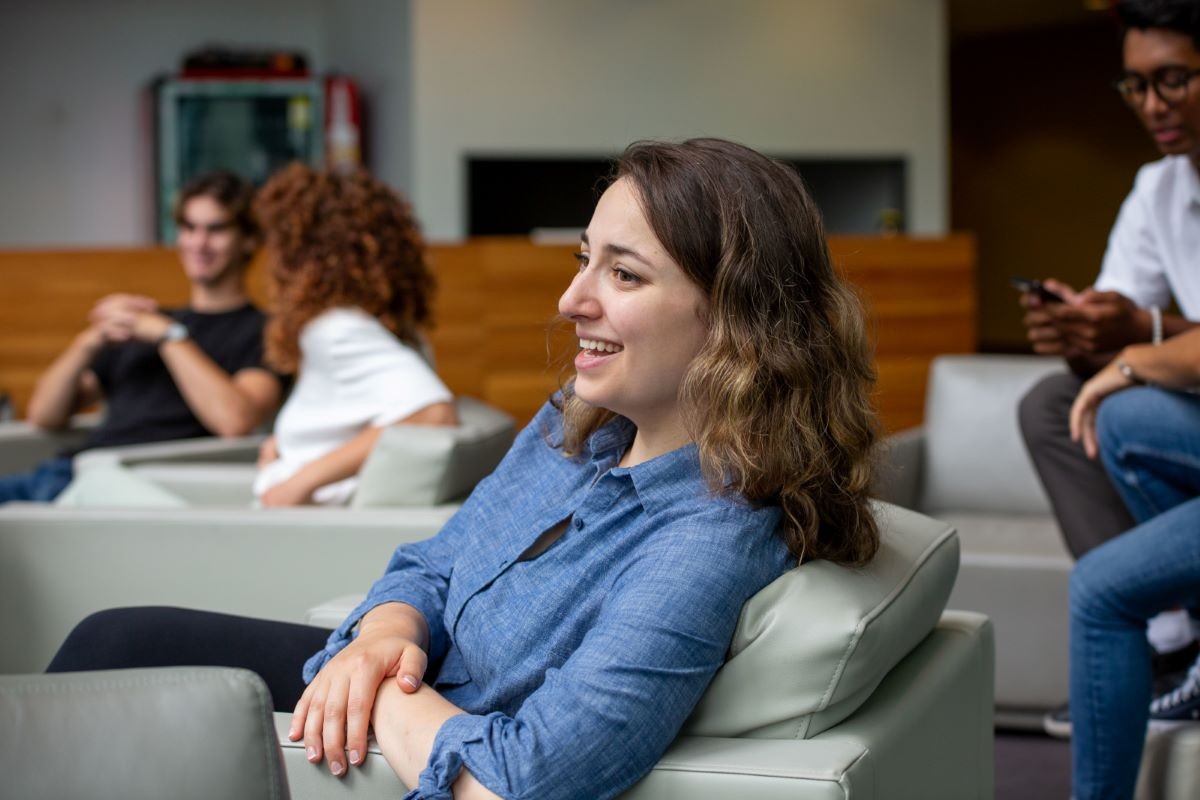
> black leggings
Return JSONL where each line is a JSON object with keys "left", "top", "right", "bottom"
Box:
{"left": 46, "top": 607, "right": 333, "bottom": 712}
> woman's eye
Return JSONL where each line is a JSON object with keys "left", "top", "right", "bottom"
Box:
{"left": 573, "top": 252, "right": 589, "bottom": 271}
{"left": 613, "top": 267, "right": 639, "bottom": 284}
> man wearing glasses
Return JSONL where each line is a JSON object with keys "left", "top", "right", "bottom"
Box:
{"left": 1018, "top": 0, "right": 1200, "bottom": 739}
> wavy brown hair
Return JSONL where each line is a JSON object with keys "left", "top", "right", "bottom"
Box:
{"left": 558, "top": 139, "right": 880, "bottom": 566}
{"left": 254, "top": 163, "right": 433, "bottom": 374}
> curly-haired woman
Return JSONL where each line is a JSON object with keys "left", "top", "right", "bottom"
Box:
{"left": 251, "top": 164, "right": 456, "bottom": 507}
{"left": 50, "top": 139, "right": 879, "bottom": 799}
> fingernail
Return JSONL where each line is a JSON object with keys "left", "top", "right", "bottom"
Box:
{"left": 331, "top": 761, "right": 345, "bottom": 776}
{"left": 401, "top": 674, "right": 419, "bottom": 690}
{"left": 306, "top": 746, "right": 319, "bottom": 762}
{"left": 350, "top": 749, "right": 362, "bottom": 764}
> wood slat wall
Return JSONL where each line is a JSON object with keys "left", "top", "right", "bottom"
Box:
{"left": 0, "top": 235, "right": 975, "bottom": 432}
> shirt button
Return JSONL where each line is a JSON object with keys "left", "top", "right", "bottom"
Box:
{"left": 574, "top": 517, "right": 585, "bottom": 530}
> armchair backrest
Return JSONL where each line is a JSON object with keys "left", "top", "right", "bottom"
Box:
{"left": 920, "top": 354, "right": 1062, "bottom": 515}
{"left": 682, "top": 500, "right": 959, "bottom": 739}
{"left": 352, "top": 396, "right": 517, "bottom": 507}
{"left": 0, "top": 667, "right": 289, "bottom": 800}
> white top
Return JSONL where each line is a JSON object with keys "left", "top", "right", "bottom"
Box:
{"left": 253, "top": 307, "right": 453, "bottom": 505}
{"left": 1095, "top": 155, "right": 1200, "bottom": 319}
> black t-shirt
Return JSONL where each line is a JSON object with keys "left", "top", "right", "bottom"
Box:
{"left": 79, "top": 303, "right": 270, "bottom": 452}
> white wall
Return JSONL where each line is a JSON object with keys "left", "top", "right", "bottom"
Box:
{"left": 0, "top": 0, "right": 412, "bottom": 247}
{"left": 0, "top": 0, "right": 330, "bottom": 246}
{"left": 411, "top": 0, "right": 948, "bottom": 239}
{"left": 1, "top": 0, "right": 946, "bottom": 245}
{"left": 321, "top": 0, "right": 414, "bottom": 197}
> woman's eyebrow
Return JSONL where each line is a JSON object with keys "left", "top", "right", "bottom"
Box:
{"left": 579, "top": 231, "right": 653, "bottom": 268}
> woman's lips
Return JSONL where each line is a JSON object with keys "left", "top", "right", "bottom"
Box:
{"left": 575, "top": 348, "right": 621, "bottom": 370}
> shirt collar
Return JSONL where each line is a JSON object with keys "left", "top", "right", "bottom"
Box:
{"left": 583, "top": 414, "right": 711, "bottom": 515}
{"left": 616, "top": 442, "right": 709, "bottom": 516}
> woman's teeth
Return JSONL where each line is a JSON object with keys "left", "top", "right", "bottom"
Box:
{"left": 580, "top": 338, "right": 623, "bottom": 353}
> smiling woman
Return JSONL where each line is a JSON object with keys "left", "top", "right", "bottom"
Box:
{"left": 47, "top": 138, "right": 881, "bottom": 800}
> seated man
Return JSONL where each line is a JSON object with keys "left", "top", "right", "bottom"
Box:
{"left": 2, "top": 171, "right": 283, "bottom": 503}
{"left": 1018, "top": 0, "right": 1200, "bottom": 736}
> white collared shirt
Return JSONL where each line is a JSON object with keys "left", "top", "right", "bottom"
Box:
{"left": 1095, "top": 155, "right": 1200, "bottom": 318}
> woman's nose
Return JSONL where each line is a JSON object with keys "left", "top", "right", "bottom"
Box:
{"left": 558, "top": 270, "right": 599, "bottom": 320}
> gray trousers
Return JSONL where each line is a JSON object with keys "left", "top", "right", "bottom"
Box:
{"left": 1018, "top": 371, "right": 1134, "bottom": 558}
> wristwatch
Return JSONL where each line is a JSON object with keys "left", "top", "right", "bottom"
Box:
{"left": 159, "top": 321, "right": 189, "bottom": 345}
{"left": 1116, "top": 359, "right": 1144, "bottom": 385}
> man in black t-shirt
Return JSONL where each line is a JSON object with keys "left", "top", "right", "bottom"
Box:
{"left": 2, "top": 172, "right": 283, "bottom": 503}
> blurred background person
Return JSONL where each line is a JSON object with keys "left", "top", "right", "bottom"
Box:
{"left": 3, "top": 171, "right": 282, "bottom": 504}
{"left": 251, "top": 163, "right": 456, "bottom": 507}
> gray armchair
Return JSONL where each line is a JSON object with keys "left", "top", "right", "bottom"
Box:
{"left": 0, "top": 667, "right": 287, "bottom": 800}
{"left": 0, "top": 413, "right": 100, "bottom": 475}
{"left": 55, "top": 396, "right": 516, "bottom": 509}
{"left": 0, "top": 505, "right": 454, "bottom": 674}
{"left": 284, "top": 502, "right": 995, "bottom": 799}
{"left": 874, "top": 353, "right": 1071, "bottom": 725}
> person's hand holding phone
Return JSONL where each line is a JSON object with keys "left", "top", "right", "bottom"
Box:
{"left": 1017, "top": 278, "right": 1081, "bottom": 355}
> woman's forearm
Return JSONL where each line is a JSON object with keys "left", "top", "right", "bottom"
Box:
{"left": 371, "top": 681, "right": 500, "bottom": 799}
{"left": 1120, "top": 328, "right": 1200, "bottom": 388}
{"left": 286, "top": 402, "right": 458, "bottom": 500}
{"left": 287, "top": 425, "right": 387, "bottom": 499}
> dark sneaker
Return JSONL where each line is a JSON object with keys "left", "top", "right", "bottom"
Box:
{"left": 1043, "top": 703, "right": 1071, "bottom": 739}
{"left": 1149, "top": 655, "right": 1200, "bottom": 728}
{"left": 1153, "top": 639, "right": 1199, "bottom": 680}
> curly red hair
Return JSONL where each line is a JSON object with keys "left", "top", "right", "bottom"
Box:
{"left": 255, "top": 163, "right": 433, "bottom": 374}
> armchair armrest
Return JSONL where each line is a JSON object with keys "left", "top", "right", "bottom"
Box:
{"left": 2, "top": 667, "right": 286, "bottom": 800}
{"left": 73, "top": 434, "right": 265, "bottom": 472}
{"left": 0, "top": 413, "right": 101, "bottom": 474}
{"left": 872, "top": 426, "right": 924, "bottom": 508}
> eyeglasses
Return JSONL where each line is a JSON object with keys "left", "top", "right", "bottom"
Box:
{"left": 1113, "top": 66, "right": 1200, "bottom": 107}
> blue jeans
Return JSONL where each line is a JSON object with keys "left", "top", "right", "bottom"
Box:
{"left": 1071, "top": 388, "right": 1200, "bottom": 799}
{"left": 1070, "top": 497, "right": 1200, "bottom": 799}
{"left": 1096, "top": 387, "right": 1200, "bottom": 524}
{"left": 0, "top": 456, "right": 74, "bottom": 503}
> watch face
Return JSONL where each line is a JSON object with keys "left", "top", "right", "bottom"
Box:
{"left": 164, "top": 322, "right": 189, "bottom": 343}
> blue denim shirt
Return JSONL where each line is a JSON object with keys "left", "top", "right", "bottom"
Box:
{"left": 304, "top": 401, "right": 793, "bottom": 800}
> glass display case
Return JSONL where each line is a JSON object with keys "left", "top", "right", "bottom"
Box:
{"left": 155, "top": 78, "right": 324, "bottom": 241}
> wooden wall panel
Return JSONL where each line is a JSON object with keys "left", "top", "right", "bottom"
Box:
{"left": 0, "top": 235, "right": 974, "bottom": 432}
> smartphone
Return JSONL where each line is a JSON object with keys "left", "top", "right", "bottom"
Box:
{"left": 1009, "top": 276, "right": 1065, "bottom": 304}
